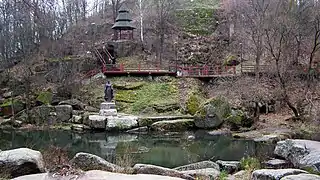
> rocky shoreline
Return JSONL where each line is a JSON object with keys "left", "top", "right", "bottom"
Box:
{"left": 0, "top": 100, "right": 300, "bottom": 145}
{"left": 0, "top": 139, "right": 320, "bottom": 180}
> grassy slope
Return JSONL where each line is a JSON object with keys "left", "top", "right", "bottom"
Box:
{"left": 79, "top": 76, "right": 199, "bottom": 116}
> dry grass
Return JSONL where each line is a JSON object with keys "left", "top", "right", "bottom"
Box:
{"left": 41, "top": 145, "right": 71, "bottom": 171}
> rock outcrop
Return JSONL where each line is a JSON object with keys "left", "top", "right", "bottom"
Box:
{"left": 274, "top": 139, "right": 320, "bottom": 172}
{"left": 150, "top": 119, "right": 195, "bottom": 132}
{"left": 280, "top": 174, "right": 320, "bottom": 180}
{"left": 251, "top": 169, "right": 307, "bottom": 180}
{"left": 0, "top": 148, "right": 45, "bottom": 178}
{"left": 174, "top": 161, "right": 220, "bottom": 171}
{"left": 106, "top": 115, "right": 138, "bottom": 131}
{"left": 13, "top": 170, "right": 185, "bottom": 180}
{"left": 133, "top": 164, "right": 194, "bottom": 180}
{"left": 70, "top": 152, "right": 122, "bottom": 172}
{"left": 194, "top": 98, "right": 231, "bottom": 129}
{"left": 216, "top": 160, "right": 240, "bottom": 174}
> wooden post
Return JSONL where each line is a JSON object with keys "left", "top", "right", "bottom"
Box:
{"left": 138, "top": 63, "right": 141, "bottom": 72}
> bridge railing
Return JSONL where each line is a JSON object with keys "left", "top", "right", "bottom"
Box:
{"left": 173, "top": 65, "right": 237, "bottom": 77}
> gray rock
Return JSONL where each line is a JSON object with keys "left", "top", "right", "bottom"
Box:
{"left": 70, "top": 152, "right": 121, "bottom": 172}
{"left": 280, "top": 174, "right": 320, "bottom": 180}
{"left": 29, "top": 105, "right": 55, "bottom": 124}
{"left": 150, "top": 119, "right": 195, "bottom": 132}
{"left": 254, "top": 134, "right": 287, "bottom": 143}
{"left": 216, "top": 160, "right": 240, "bottom": 174}
{"left": 138, "top": 116, "right": 194, "bottom": 127}
{"left": 85, "top": 106, "right": 99, "bottom": 112}
{"left": 181, "top": 168, "right": 220, "bottom": 179}
{"left": 88, "top": 115, "right": 106, "bottom": 129}
{"left": 251, "top": 169, "right": 307, "bottom": 180}
{"left": 71, "top": 124, "right": 89, "bottom": 132}
{"left": 0, "top": 148, "right": 45, "bottom": 178}
{"left": 264, "top": 159, "right": 292, "bottom": 169}
{"left": 82, "top": 112, "right": 99, "bottom": 126}
{"left": 55, "top": 105, "right": 73, "bottom": 122}
{"left": 99, "top": 109, "right": 117, "bottom": 116}
{"left": 59, "top": 99, "right": 85, "bottom": 110}
{"left": 133, "top": 164, "right": 194, "bottom": 180}
{"left": 194, "top": 98, "right": 231, "bottom": 129}
{"left": 3, "top": 91, "right": 12, "bottom": 98}
{"left": 71, "top": 115, "right": 82, "bottom": 124}
{"left": 126, "top": 126, "right": 149, "bottom": 134}
{"left": 13, "top": 170, "right": 185, "bottom": 180}
{"left": 227, "top": 170, "right": 251, "bottom": 180}
{"left": 174, "top": 161, "right": 220, "bottom": 171}
{"left": 274, "top": 139, "right": 320, "bottom": 172}
{"left": 106, "top": 115, "right": 138, "bottom": 131}
{"left": 72, "top": 110, "right": 84, "bottom": 116}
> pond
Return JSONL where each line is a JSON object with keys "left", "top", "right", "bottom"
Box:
{"left": 0, "top": 129, "right": 275, "bottom": 168}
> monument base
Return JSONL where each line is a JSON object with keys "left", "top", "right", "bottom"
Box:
{"left": 99, "top": 109, "right": 118, "bottom": 116}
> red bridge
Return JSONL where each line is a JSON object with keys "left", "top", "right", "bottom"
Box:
{"left": 84, "top": 47, "right": 319, "bottom": 79}
{"left": 84, "top": 63, "right": 237, "bottom": 79}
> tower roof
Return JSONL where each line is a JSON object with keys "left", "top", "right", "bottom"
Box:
{"left": 112, "top": 4, "right": 135, "bottom": 30}
{"left": 118, "top": 4, "right": 129, "bottom": 13}
{"left": 116, "top": 11, "right": 133, "bottom": 22}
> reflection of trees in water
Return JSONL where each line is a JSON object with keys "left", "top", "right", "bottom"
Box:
{"left": 0, "top": 130, "right": 276, "bottom": 168}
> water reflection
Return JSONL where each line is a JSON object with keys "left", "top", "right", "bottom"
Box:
{"left": 0, "top": 129, "right": 274, "bottom": 168}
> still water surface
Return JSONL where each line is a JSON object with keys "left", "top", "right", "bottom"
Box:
{"left": 0, "top": 129, "right": 274, "bottom": 168}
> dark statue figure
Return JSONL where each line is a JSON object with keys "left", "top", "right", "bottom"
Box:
{"left": 104, "top": 81, "right": 114, "bottom": 102}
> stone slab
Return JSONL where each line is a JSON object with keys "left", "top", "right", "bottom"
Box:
{"left": 99, "top": 109, "right": 117, "bottom": 116}
{"left": 100, "top": 102, "right": 116, "bottom": 110}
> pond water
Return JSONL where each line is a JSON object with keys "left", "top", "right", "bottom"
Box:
{"left": 0, "top": 129, "right": 275, "bottom": 168}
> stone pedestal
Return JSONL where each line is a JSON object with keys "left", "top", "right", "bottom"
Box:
{"left": 99, "top": 102, "right": 117, "bottom": 117}
{"left": 100, "top": 102, "right": 116, "bottom": 110}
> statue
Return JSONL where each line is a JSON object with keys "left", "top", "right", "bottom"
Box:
{"left": 104, "top": 81, "right": 114, "bottom": 102}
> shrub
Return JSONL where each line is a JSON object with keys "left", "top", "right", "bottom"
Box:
{"left": 240, "top": 157, "right": 261, "bottom": 171}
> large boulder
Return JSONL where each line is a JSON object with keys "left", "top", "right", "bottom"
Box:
{"left": 0, "top": 148, "right": 45, "bottom": 178}
{"left": 225, "top": 110, "right": 254, "bottom": 130}
{"left": 181, "top": 168, "right": 220, "bottom": 179}
{"left": 251, "top": 169, "right": 307, "bottom": 180}
{"left": 13, "top": 170, "right": 185, "bottom": 180}
{"left": 216, "top": 160, "right": 240, "bottom": 174}
{"left": 59, "top": 99, "right": 85, "bottom": 110}
{"left": 70, "top": 152, "right": 121, "bottom": 172}
{"left": 174, "top": 161, "right": 220, "bottom": 171}
{"left": 274, "top": 139, "right": 320, "bottom": 172}
{"left": 133, "top": 164, "right": 194, "bottom": 180}
{"left": 150, "top": 119, "right": 195, "bottom": 132}
{"left": 55, "top": 105, "right": 73, "bottom": 122}
{"left": 88, "top": 115, "right": 107, "bottom": 129}
{"left": 106, "top": 115, "right": 138, "bottom": 131}
{"left": 280, "top": 174, "right": 320, "bottom": 180}
{"left": 194, "top": 98, "right": 231, "bottom": 129}
{"left": 263, "top": 159, "right": 292, "bottom": 169}
{"left": 29, "top": 105, "right": 55, "bottom": 124}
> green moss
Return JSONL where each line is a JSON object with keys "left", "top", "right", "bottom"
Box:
{"left": 129, "top": 82, "right": 179, "bottom": 114}
{"left": 115, "top": 90, "right": 137, "bottom": 103}
{"left": 240, "top": 157, "right": 261, "bottom": 171}
{"left": 186, "top": 93, "right": 202, "bottom": 115}
{"left": 36, "top": 91, "right": 53, "bottom": 105}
